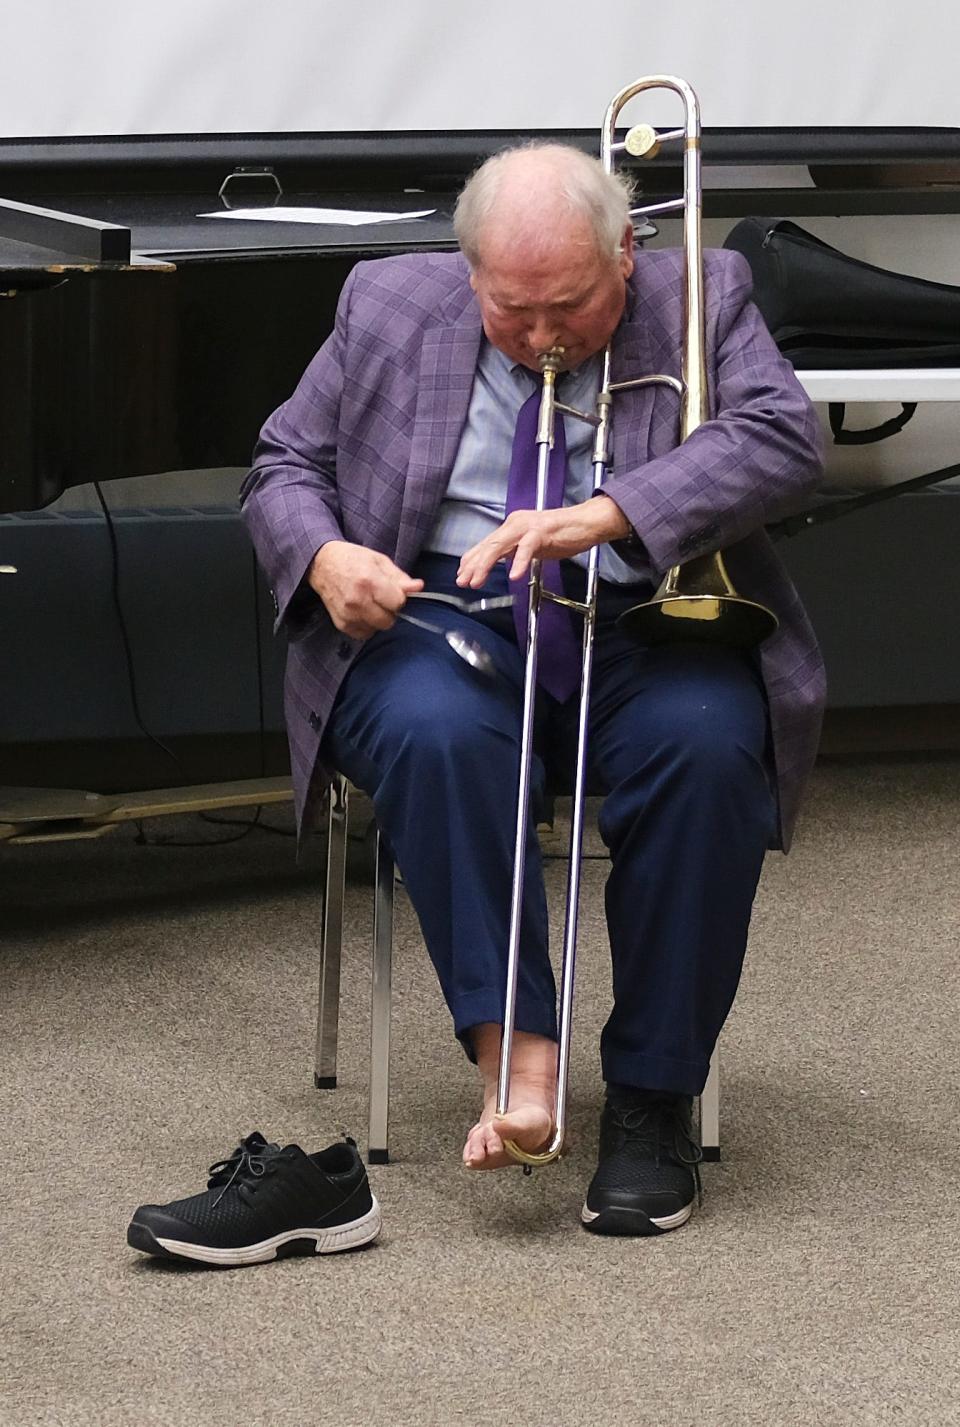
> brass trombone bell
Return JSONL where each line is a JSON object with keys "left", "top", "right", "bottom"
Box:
{"left": 616, "top": 554, "right": 779, "bottom": 648}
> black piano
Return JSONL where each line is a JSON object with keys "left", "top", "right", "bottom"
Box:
{"left": 2, "top": 130, "right": 959, "bottom": 821}
{"left": 3, "top": 127, "right": 960, "bottom": 515}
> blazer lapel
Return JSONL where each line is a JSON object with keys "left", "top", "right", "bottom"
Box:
{"left": 610, "top": 308, "right": 683, "bottom": 471}
{"left": 609, "top": 322, "right": 656, "bottom": 475}
{"left": 396, "top": 298, "right": 483, "bottom": 570}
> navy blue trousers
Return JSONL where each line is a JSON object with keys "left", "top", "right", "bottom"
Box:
{"left": 322, "top": 553, "right": 776, "bottom": 1096}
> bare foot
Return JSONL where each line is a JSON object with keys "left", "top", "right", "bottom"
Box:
{"left": 463, "top": 1094, "right": 554, "bottom": 1170}
{"left": 462, "top": 1025, "right": 558, "bottom": 1171}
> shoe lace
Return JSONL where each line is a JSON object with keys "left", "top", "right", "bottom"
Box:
{"left": 207, "top": 1135, "right": 281, "bottom": 1207}
{"left": 609, "top": 1101, "right": 704, "bottom": 1206}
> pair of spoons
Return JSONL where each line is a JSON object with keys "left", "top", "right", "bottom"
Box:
{"left": 397, "top": 590, "right": 515, "bottom": 677}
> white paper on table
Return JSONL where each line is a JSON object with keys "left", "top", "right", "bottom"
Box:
{"left": 197, "top": 206, "right": 436, "bottom": 225}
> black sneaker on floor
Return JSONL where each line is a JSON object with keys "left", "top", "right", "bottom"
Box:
{"left": 581, "top": 1089, "right": 703, "bottom": 1237}
{"left": 127, "top": 1131, "right": 381, "bottom": 1266}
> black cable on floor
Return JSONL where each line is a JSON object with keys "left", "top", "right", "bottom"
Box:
{"left": 191, "top": 546, "right": 298, "bottom": 841}
{"left": 94, "top": 483, "right": 290, "bottom": 847}
{"left": 94, "top": 481, "right": 184, "bottom": 778}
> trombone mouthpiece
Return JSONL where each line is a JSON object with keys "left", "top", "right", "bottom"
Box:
{"left": 538, "top": 346, "right": 565, "bottom": 374}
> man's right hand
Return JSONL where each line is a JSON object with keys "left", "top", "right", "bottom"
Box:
{"left": 307, "top": 541, "right": 424, "bottom": 640}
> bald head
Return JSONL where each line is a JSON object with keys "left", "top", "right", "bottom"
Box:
{"left": 453, "top": 144, "right": 635, "bottom": 270}
{"left": 455, "top": 145, "right": 636, "bottom": 372}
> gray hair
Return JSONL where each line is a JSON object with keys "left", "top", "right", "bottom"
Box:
{"left": 453, "top": 143, "right": 635, "bottom": 268}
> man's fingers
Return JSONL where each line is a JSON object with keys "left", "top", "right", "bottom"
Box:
{"left": 456, "top": 556, "right": 484, "bottom": 589}
{"left": 460, "top": 554, "right": 502, "bottom": 588}
{"left": 342, "top": 604, "right": 398, "bottom": 638}
{"left": 312, "top": 544, "right": 425, "bottom": 638}
{"left": 333, "top": 586, "right": 401, "bottom": 635}
{"left": 460, "top": 511, "right": 563, "bottom": 588}
{"left": 339, "top": 621, "right": 368, "bottom": 640}
{"left": 508, "top": 533, "right": 541, "bottom": 582}
{"left": 347, "top": 565, "right": 420, "bottom": 617}
{"left": 369, "top": 562, "right": 423, "bottom": 610}
{"left": 369, "top": 581, "right": 408, "bottom": 615}
{"left": 458, "top": 534, "right": 517, "bottom": 588}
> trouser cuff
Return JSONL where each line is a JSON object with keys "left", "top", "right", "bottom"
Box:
{"left": 600, "top": 1047, "right": 709, "bottom": 1097}
{"left": 452, "top": 989, "right": 559, "bottom": 1063}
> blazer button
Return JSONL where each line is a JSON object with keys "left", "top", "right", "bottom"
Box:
{"left": 309, "top": 712, "right": 322, "bottom": 732}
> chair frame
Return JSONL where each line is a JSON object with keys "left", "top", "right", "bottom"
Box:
{"left": 315, "top": 775, "right": 720, "bottom": 1165}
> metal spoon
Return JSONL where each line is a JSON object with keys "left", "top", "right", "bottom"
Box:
{"left": 406, "top": 590, "right": 515, "bottom": 613}
{"left": 396, "top": 611, "right": 497, "bottom": 678}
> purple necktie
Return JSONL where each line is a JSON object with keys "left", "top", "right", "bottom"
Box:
{"left": 505, "top": 389, "right": 581, "bottom": 703}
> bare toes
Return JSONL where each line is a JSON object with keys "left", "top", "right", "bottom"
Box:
{"left": 462, "top": 1120, "right": 507, "bottom": 1171}
{"left": 482, "top": 1122, "right": 504, "bottom": 1160}
{"left": 463, "top": 1125, "right": 485, "bottom": 1167}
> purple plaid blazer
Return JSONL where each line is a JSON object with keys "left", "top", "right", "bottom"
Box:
{"left": 241, "top": 248, "right": 826, "bottom": 850}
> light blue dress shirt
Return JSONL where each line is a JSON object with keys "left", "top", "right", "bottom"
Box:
{"left": 425, "top": 338, "right": 643, "bottom": 583}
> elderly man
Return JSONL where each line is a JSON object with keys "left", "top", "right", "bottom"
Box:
{"left": 241, "top": 144, "right": 824, "bottom": 1237}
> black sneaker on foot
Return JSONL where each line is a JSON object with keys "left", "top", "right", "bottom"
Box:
{"left": 581, "top": 1089, "right": 702, "bottom": 1237}
{"left": 127, "top": 1131, "right": 381, "bottom": 1266}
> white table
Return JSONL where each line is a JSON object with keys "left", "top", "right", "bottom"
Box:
{"left": 765, "top": 368, "right": 960, "bottom": 538}
{"left": 795, "top": 369, "right": 960, "bottom": 403}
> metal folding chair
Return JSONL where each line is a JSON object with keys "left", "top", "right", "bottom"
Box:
{"left": 314, "top": 774, "right": 720, "bottom": 1164}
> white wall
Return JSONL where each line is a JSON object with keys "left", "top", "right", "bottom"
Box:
{"left": 3, "top": 0, "right": 955, "bottom": 138}
{"left": 10, "top": 2, "right": 957, "bottom": 499}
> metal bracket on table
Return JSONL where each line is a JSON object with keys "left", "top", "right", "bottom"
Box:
{"left": 217, "top": 167, "right": 283, "bottom": 208}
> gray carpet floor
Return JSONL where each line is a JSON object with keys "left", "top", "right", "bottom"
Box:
{"left": 1, "top": 757, "right": 958, "bottom": 1427}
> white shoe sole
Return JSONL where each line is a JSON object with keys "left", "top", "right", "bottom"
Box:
{"left": 580, "top": 1199, "right": 693, "bottom": 1233}
{"left": 145, "top": 1198, "right": 382, "bottom": 1265}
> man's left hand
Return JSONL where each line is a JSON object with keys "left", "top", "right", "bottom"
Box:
{"left": 456, "top": 494, "right": 632, "bottom": 589}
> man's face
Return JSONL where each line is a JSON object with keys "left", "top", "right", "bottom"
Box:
{"left": 469, "top": 219, "right": 634, "bottom": 372}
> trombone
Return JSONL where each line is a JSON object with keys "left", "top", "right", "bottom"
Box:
{"left": 495, "top": 76, "right": 778, "bottom": 1168}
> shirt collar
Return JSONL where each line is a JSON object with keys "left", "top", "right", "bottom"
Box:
{"left": 481, "top": 338, "right": 599, "bottom": 385}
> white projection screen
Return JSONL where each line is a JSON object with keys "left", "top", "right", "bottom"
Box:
{"left": 2, "top": 0, "right": 955, "bottom": 138}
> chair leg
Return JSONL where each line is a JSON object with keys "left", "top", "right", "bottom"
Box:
{"left": 314, "top": 775, "right": 348, "bottom": 1089}
{"left": 368, "top": 826, "right": 393, "bottom": 1164}
{"left": 699, "top": 1052, "right": 720, "bottom": 1161}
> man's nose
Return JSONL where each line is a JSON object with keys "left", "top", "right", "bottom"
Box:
{"left": 527, "top": 316, "right": 563, "bottom": 355}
